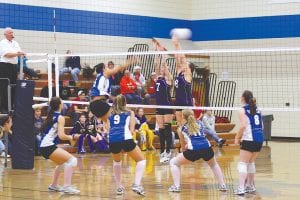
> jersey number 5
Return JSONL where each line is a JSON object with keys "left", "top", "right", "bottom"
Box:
{"left": 114, "top": 115, "right": 120, "bottom": 124}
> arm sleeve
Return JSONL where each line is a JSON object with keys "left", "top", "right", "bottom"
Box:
{"left": 202, "top": 116, "right": 213, "bottom": 130}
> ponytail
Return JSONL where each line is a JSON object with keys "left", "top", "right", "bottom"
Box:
{"left": 249, "top": 97, "right": 257, "bottom": 115}
{"left": 41, "top": 97, "right": 61, "bottom": 132}
{"left": 182, "top": 109, "right": 199, "bottom": 136}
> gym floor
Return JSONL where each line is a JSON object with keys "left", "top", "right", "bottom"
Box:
{"left": 1, "top": 141, "right": 300, "bottom": 200}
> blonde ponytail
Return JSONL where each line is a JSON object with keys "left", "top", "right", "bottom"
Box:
{"left": 182, "top": 109, "right": 199, "bottom": 135}
{"left": 112, "top": 94, "right": 130, "bottom": 114}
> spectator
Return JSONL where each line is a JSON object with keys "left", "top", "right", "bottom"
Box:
{"left": 144, "top": 72, "right": 157, "bottom": 105}
{"left": 59, "top": 50, "right": 81, "bottom": 85}
{"left": 134, "top": 108, "right": 155, "bottom": 151}
{"left": 40, "top": 78, "right": 56, "bottom": 98}
{"left": 72, "top": 113, "right": 87, "bottom": 154}
{"left": 17, "top": 56, "right": 39, "bottom": 79}
{"left": 0, "top": 27, "right": 25, "bottom": 113}
{"left": 202, "top": 110, "right": 226, "bottom": 147}
{"left": 33, "top": 107, "right": 44, "bottom": 155}
{"left": 131, "top": 65, "right": 146, "bottom": 97}
{"left": 85, "top": 111, "right": 109, "bottom": 153}
{"left": 0, "top": 112, "right": 12, "bottom": 157}
{"left": 120, "top": 70, "right": 142, "bottom": 104}
{"left": 71, "top": 90, "right": 88, "bottom": 125}
{"left": 59, "top": 80, "right": 72, "bottom": 115}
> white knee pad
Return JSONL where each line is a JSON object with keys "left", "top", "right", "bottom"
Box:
{"left": 237, "top": 162, "right": 248, "bottom": 174}
{"left": 247, "top": 163, "right": 256, "bottom": 173}
{"left": 113, "top": 160, "right": 122, "bottom": 166}
{"left": 137, "top": 159, "right": 146, "bottom": 166}
{"left": 64, "top": 156, "right": 77, "bottom": 168}
{"left": 170, "top": 157, "right": 180, "bottom": 167}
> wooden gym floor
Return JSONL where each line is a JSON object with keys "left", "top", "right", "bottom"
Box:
{"left": 1, "top": 141, "right": 300, "bottom": 200}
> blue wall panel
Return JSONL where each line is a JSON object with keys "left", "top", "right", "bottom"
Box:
{"left": 0, "top": 3, "right": 299, "bottom": 41}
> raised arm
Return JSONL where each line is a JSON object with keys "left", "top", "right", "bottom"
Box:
{"left": 104, "top": 58, "right": 136, "bottom": 78}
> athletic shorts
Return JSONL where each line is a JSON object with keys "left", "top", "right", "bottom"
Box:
{"left": 40, "top": 145, "right": 57, "bottom": 159}
{"left": 174, "top": 102, "right": 193, "bottom": 111}
{"left": 183, "top": 147, "right": 214, "bottom": 162}
{"left": 156, "top": 108, "right": 173, "bottom": 115}
{"left": 240, "top": 140, "right": 263, "bottom": 153}
{"left": 109, "top": 139, "right": 137, "bottom": 154}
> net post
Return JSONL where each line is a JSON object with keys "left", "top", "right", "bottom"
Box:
{"left": 55, "top": 55, "right": 59, "bottom": 97}
{"left": 47, "top": 56, "right": 53, "bottom": 98}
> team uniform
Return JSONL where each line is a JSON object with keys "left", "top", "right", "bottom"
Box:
{"left": 108, "top": 111, "right": 136, "bottom": 154}
{"left": 174, "top": 72, "right": 193, "bottom": 110}
{"left": 240, "top": 105, "right": 264, "bottom": 152}
{"left": 155, "top": 77, "right": 173, "bottom": 115}
{"left": 40, "top": 112, "right": 61, "bottom": 159}
{"left": 89, "top": 72, "right": 111, "bottom": 99}
{"left": 181, "top": 120, "right": 215, "bottom": 162}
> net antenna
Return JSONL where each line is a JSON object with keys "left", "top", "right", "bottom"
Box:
{"left": 53, "top": 9, "right": 57, "bottom": 54}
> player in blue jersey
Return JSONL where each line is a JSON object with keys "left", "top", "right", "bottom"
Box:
{"left": 234, "top": 90, "right": 263, "bottom": 195}
{"left": 89, "top": 59, "right": 136, "bottom": 101}
{"left": 90, "top": 95, "right": 146, "bottom": 196}
{"left": 152, "top": 39, "right": 174, "bottom": 163}
{"left": 172, "top": 36, "right": 195, "bottom": 126}
{"left": 168, "top": 109, "right": 227, "bottom": 193}
{"left": 39, "top": 97, "right": 79, "bottom": 194}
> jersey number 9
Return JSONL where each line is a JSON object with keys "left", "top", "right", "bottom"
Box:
{"left": 114, "top": 115, "right": 120, "bottom": 125}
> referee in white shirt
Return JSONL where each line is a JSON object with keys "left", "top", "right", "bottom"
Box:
{"left": 0, "top": 27, "right": 25, "bottom": 113}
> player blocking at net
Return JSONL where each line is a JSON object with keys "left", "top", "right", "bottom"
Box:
{"left": 39, "top": 97, "right": 80, "bottom": 194}
{"left": 90, "top": 95, "right": 146, "bottom": 196}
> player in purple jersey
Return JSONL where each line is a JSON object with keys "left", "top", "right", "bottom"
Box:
{"left": 152, "top": 39, "right": 174, "bottom": 163}
{"left": 172, "top": 36, "right": 195, "bottom": 126}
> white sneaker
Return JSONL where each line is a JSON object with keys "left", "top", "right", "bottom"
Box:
{"left": 132, "top": 184, "right": 145, "bottom": 196}
{"left": 116, "top": 186, "right": 125, "bottom": 195}
{"left": 218, "top": 184, "right": 228, "bottom": 192}
{"left": 234, "top": 186, "right": 245, "bottom": 195}
{"left": 159, "top": 152, "right": 166, "bottom": 163}
{"left": 62, "top": 186, "right": 80, "bottom": 194}
{"left": 48, "top": 185, "right": 63, "bottom": 192}
{"left": 163, "top": 151, "right": 171, "bottom": 163}
{"left": 245, "top": 185, "right": 256, "bottom": 193}
{"left": 168, "top": 185, "right": 181, "bottom": 193}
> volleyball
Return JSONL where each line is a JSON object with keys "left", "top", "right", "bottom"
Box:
{"left": 170, "top": 28, "right": 192, "bottom": 39}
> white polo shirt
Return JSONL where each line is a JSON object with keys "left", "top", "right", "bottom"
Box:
{"left": 0, "top": 38, "right": 21, "bottom": 64}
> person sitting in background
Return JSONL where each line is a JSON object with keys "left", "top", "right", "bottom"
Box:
{"left": 134, "top": 108, "right": 155, "bottom": 151}
{"left": 72, "top": 113, "right": 87, "bottom": 154}
{"left": 34, "top": 107, "right": 44, "bottom": 155}
{"left": 120, "top": 70, "right": 142, "bottom": 104}
{"left": 17, "top": 56, "right": 39, "bottom": 79}
{"left": 202, "top": 110, "right": 226, "bottom": 147}
{"left": 40, "top": 78, "right": 56, "bottom": 98}
{"left": 86, "top": 111, "right": 109, "bottom": 153}
{"left": 71, "top": 90, "right": 88, "bottom": 125}
{"left": 131, "top": 65, "right": 146, "bottom": 97}
{"left": 0, "top": 112, "right": 12, "bottom": 157}
{"left": 59, "top": 50, "right": 81, "bottom": 85}
{"left": 59, "top": 80, "right": 72, "bottom": 115}
{"left": 144, "top": 72, "right": 157, "bottom": 105}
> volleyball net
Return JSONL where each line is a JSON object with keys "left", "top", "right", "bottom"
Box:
{"left": 31, "top": 47, "right": 300, "bottom": 138}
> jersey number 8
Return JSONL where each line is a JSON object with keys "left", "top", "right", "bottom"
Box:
{"left": 114, "top": 115, "right": 120, "bottom": 125}
{"left": 254, "top": 115, "right": 260, "bottom": 125}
